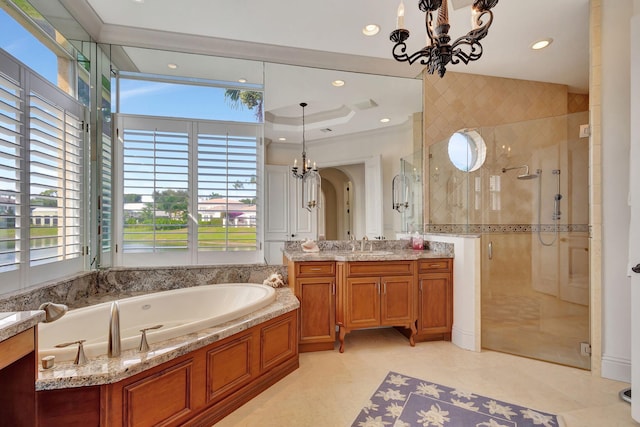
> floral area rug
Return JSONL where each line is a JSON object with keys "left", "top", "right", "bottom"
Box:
{"left": 351, "top": 371, "right": 561, "bottom": 427}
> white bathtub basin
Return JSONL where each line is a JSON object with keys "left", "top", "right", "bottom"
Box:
{"left": 38, "top": 283, "right": 276, "bottom": 362}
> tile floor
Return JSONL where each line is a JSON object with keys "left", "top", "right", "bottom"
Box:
{"left": 215, "top": 328, "right": 636, "bottom": 427}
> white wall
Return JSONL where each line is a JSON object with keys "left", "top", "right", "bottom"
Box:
{"left": 267, "top": 121, "right": 414, "bottom": 239}
{"left": 600, "top": 0, "right": 633, "bottom": 381}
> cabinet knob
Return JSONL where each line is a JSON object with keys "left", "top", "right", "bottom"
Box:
{"left": 633, "top": 264, "right": 640, "bottom": 274}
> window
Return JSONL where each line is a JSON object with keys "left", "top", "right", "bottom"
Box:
{"left": 28, "top": 92, "right": 83, "bottom": 266}
{"left": 116, "top": 115, "right": 262, "bottom": 267}
{"left": 0, "top": 50, "right": 86, "bottom": 291}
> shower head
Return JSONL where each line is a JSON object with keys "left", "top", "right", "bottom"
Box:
{"left": 502, "top": 165, "right": 538, "bottom": 180}
{"left": 517, "top": 172, "right": 539, "bottom": 180}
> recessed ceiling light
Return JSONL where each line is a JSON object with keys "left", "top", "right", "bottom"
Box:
{"left": 380, "top": 118, "right": 390, "bottom": 123}
{"left": 531, "top": 38, "right": 553, "bottom": 50}
{"left": 167, "top": 63, "right": 178, "bottom": 70}
{"left": 332, "top": 80, "right": 345, "bottom": 87}
{"left": 238, "top": 78, "right": 247, "bottom": 83}
{"left": 362, "top": 24, "right": 380, "bottom": 36}
{"left": 132, "top": 0, "right": 144, "bottom": 3}
{"left": 278, "top": 137, "right": 287, "bottom": 141}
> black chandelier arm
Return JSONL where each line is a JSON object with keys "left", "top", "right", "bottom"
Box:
{"left": 391, "top": 41, "right": 434, "bottom": 66}
{"left": 449, "top": 39, "right": 484, "bottom": 66}
{"left": 469, "top": 10, "right": 494, "bottom": 42}
{"left": 425, "top": 9, "right": 436, "bottom": 45}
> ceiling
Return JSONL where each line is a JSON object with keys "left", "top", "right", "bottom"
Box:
{"left": 38, "top": 0, "right": 590, "bottom": 145}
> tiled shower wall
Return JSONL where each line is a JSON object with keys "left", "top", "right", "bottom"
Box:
{"left": 422, "top": 71, "right": 591, "bottom": 368}
{"left": 422, "top": 70, "right": 588, "bottom": 223}
{"left": 427, "top": 111, "right": 589, "bottom": 229}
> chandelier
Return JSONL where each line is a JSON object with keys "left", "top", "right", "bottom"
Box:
{"left": 291, "top": 102, "right": 321, "bottom": 211}
{"left": 389, "top": 0, "right": 499, "bottom": 77}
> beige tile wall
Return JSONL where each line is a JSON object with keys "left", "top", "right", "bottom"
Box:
{"left": 423, "top": 72, "right": 573, "bottom": 224}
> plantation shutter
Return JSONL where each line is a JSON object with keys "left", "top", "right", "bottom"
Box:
{"left": 0, "top": 72, "right": 22, "bottom": 273}
{"left": 121, "top": 117, "right": 190, "bottom": 253}
{"left": 196, "top": 121, "right": 258, "bottom": 252}
{"left": 28, "top": 93, "right": 83, "bottom": 265}
{"left": 116, "top": 115, "right": 261, "bottom": 266}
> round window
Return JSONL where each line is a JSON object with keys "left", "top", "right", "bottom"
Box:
{"left": 447, "top": 129, "right": 487, "bottom": 172}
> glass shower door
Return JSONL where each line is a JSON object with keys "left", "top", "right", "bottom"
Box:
{"left": 480, "top": 112, "right": 590, "bottom": 369}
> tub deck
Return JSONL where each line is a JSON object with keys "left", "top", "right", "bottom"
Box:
{"left": 36, "top": 287, "right": 299, "bottom": 390}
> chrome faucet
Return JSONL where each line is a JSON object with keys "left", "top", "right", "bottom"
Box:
{"left": 108, "top": 301, "right": 121, "bottom": 358}
{"left": 360, "top": 236, "right": 369, "bottom": 251}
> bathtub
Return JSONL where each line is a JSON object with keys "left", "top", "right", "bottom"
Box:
{"left": 38, "top": 283, "right": 276, "bottom": 362}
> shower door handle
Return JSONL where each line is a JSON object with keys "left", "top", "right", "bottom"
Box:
{"left": 488, "top": 241, "right": 493, "bottom": 260}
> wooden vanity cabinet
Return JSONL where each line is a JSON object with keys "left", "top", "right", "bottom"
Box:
{"left": 0, "top": 327, "right": 37, "bottom": 426}
{"left": 416, "top": 258, "right": 453, "bottom": 341}
{"left": 287, "top": 260, "right": 336, "bottom": 352}
{"left": 337, "top": 261, "right": 417, "bottom": 352}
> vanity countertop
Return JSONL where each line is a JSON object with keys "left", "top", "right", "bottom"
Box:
{"left": 0, "top": 310, "right": 44, "bottom": 342}
{"left": 36, "top": 287, "right": 299, "bottom": 391}
{"left": 283, "top": 248, "right": 453, "bottom": 262}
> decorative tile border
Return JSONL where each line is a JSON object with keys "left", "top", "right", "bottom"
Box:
{"left": 424, "top": 223, "right": 589, "bottom": 234}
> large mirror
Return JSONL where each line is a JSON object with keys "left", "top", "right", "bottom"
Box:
{"left": 106, "top": 45, "right": 424, "bottom": 251}
{"left": 7, "top": 0, "right": 424, "bottom": 265}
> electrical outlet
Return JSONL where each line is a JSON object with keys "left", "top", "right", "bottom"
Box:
{"left": 579, "top": 124, "right": 590, "bottom": 138}
{"left": 580, "top": 342, "right": 591, "bottom": 357}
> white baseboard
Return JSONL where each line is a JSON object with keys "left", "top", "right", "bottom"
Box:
{"left": 601, "top": 354, "right": 631, "bottom": 383}
{"left": 452, "top": 326, "right": 480, "bottom": 352}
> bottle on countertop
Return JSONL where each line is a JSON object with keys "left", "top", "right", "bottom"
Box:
{"left": 411, "top": 232, "right": 424, "bottom": 250}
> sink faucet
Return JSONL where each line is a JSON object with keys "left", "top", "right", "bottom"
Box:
{"left": 108, "top": 301, "right": 121, "bottom": 358}
{"left": 360, "top": 236, "right": 368, "bottom": 251}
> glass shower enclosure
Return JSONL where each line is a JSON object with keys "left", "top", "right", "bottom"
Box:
{"left": 427, "top": 111, "right": 590, "bottom": 369}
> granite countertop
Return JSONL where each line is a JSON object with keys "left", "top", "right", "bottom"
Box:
{"left": 283, "top": 248, "right": 453, "bottom": 262}
{"left": 0, "top": 310, "right": 45, "bottom": 342}
{"left": 36, "top": 287, "right": 299, "bottom": 391}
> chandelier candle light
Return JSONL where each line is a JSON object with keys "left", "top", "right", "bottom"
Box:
{"left": 390, "top": 0, "right": 498, "bottom": 77}
{"left": 291, "top": 102, "right": 321, "bottom": 211}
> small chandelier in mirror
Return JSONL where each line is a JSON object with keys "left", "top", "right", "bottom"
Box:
{"left": 291, "top": 102, "right": 321, "bottom": 211}
{"left": 390, "top": 0, "right": 499, "bottom": 77}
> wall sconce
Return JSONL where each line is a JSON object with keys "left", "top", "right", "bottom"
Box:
{"left": 392, "top": 174, "right": 411, "bottom": 212}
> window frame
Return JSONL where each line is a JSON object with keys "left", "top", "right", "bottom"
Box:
{"left": 114, "top": 113, "right": 264, "bottom": 267}
{"left": 0, "top": 49, "right": 87, "bottom": 292}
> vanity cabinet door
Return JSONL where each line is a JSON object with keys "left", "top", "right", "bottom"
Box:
{"left": 417, "top": 258, "right": 453, "bottom": 339}
{"left": 297, "top": 276, "right": 336, "bottom": 346}
{"left": 418, "top": 273, "right": 451, "bottom": 334}
{"left": 344, "top": 277, "right": 381, "bottom": 328}
{"left": 380, "top": 275, "right": 414, "bottom": 326}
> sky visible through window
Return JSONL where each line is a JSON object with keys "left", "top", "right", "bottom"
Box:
{"left": 118, "top": 79, "right": 261, "bottom": 122}
{"left": 1, "top": 9, "right": 263, "bottom": 122}
{"left": 0, "top": 9, "right": 57, "bottom": 85}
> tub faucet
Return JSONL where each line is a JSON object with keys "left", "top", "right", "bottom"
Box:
{"left": 360, "top": 236, "right": 369, "bottom": 251}
{"left": 108, "top": 301, "right": 121, "bottom": 358}
{"left": 38, "top": 302, "right": 68, "bottom": 322}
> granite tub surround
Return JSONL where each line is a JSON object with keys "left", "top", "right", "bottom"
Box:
{"left": 94, "top": 264, "right": 289, "bottom": 300}
{"left": 36, "top": 287, "right": 299, "bottom": 391}
{"left": 283, "top": 239, "right": 454, "bottom": 261}
{"left": 0, "top": 310, "right": 45, "bottom": 342}
{"left": 0, "top": 264, "right": 288, "bottom": 312}
{"left": 0, "top": 271, "right": 97, "bottom": 313}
